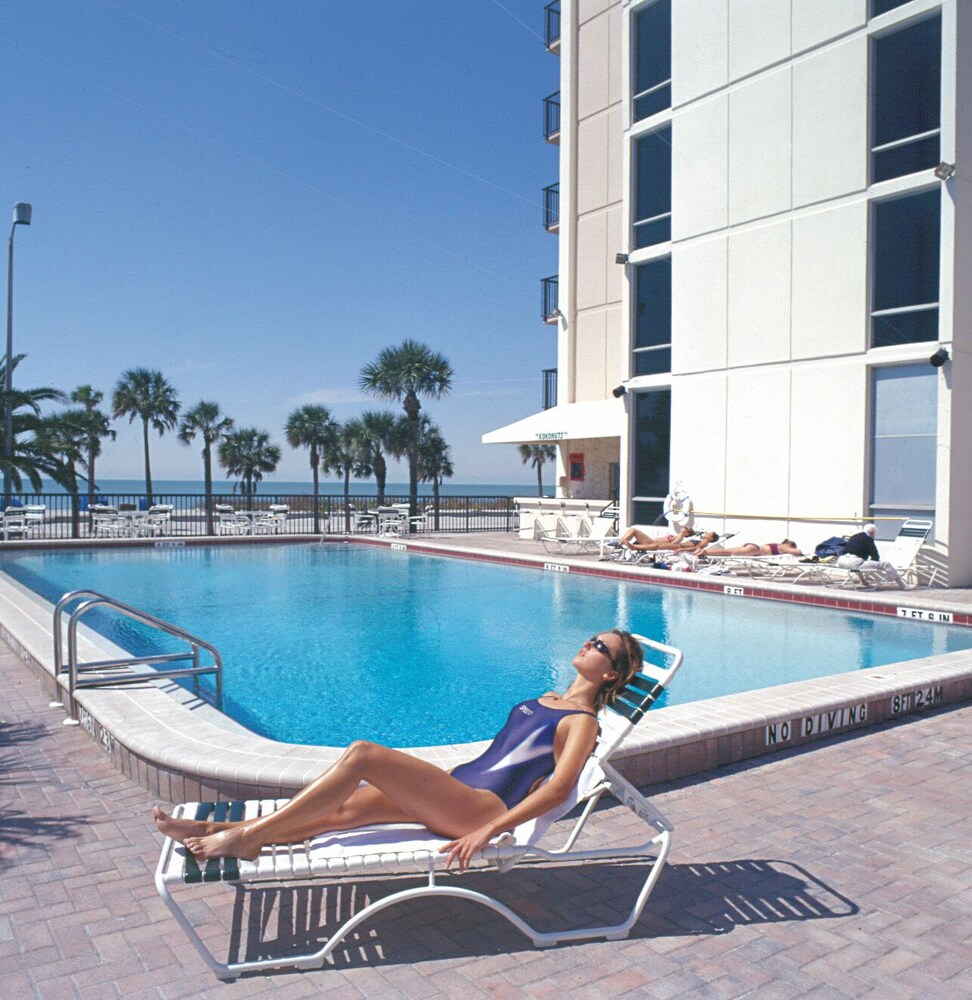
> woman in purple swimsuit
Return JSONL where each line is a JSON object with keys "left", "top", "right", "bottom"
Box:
{"left": 153, "top": 629, "right": 644, "bottom": 871}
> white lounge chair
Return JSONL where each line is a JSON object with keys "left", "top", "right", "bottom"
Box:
{"left": 156, "top": 634, "right": 683, "bottom": 980}
{"left": 818, "top": 519, "right": 933, "bottom": 589}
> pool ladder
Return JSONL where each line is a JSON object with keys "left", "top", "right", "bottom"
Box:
{"left": 53, "top": 590, "right": 223, "bottom": 710}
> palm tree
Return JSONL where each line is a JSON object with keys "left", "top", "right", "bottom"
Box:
{"left": 284, "top": 404, "right": 337, "bottom": 533}
{"left": 518, "top": 443, "right": 556, "bottom": 497}
{"left": 111, "top": 368, "right": 180, "bottom": 505}
{"left": 360, "top": 340, "right": 453, "bottom": 527}
{"left": 324, "top": 419, "right": 370, "bottom": 533}
{"left": 31, "top": 411, "right": 85, "bottom": 494}
{"left": 70, "top": 385, "right": 116, "bottom": 504}
{"left": 0, "top": 354, "right": 70, "bottom": 496}
{"left": 353, "top": 410, "right": 398, "bottom": 506}
{"left": 417, "top": 419, "right": 453, "bottom": 531}
{"left": 179, "top": 401, "right": 233, "bottom": 534}
{"left": 217, "top": 428, "right": 281, "bottom": 498}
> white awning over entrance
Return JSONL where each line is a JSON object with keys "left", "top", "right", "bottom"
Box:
{"left": 482, "top": 398, "right": 625, "bottom": 445}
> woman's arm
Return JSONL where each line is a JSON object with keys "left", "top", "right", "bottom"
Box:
{"left": 440, "top": 713, "right": 599, "bottom": 871}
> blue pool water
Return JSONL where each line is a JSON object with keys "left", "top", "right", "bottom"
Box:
{"left": 3, "top": 544, "right": 969, "bottom": 747}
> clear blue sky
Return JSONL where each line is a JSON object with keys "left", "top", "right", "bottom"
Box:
{"left": 0, "top": 0, "right": 558, "bottom": 486}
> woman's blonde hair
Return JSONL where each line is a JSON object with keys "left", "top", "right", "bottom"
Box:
{"left": 595, "top": 629, "right": 644, "bottom": 712}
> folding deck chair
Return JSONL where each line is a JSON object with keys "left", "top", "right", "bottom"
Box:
{"left": 156, "top": 634, "right": 683, "bottom": 980}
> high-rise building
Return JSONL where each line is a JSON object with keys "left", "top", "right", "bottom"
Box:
{"left": 485, "top": 0, "right": 971, "bottom": 586}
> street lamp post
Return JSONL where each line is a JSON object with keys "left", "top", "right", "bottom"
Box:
{"left": 4, "top": 202, "right": 32, "bottom": 504}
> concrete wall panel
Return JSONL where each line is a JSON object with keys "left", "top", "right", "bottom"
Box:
{"left": 577, "top": 113, "right": 611, "bottom": 215}
{"left": 728, "top": 222, "right": 792, "bottom": 368}
{"left": 788, "top": 363, "right": 867, "bottom": 523}
{"left": 728, "top": 0, "right": 790, "bottom": 82}
{"left": 792, "top": 201, "right": 868, "bottom": 359}
{"left": 792, "top": 0, "right": 866, "bottom": 54}
{"left": 672, "top": 236, "right": 728, "bottom": 374}
{"left": 724, "top": 368, "right": 791, "bottom": 516}
{"left": 792, "top": 37, "right": 868, "bottom": 207}
{"left": 672, "top": 0, "right": 728, "bottom": 105}
{"left": 577, "top": 11, "right": 611, "bottom": 120}
{"left": 672, "top": 95, "right": 729, "bottom": 240}
{"left": 606, "top": 206, "right": 624, "bottom": 303}
{"left": 574, "top": 310, "right": 608, "bottom": 402}
{"left": 578, "top": 0, "right": 613, "bottom": 25}
{"left": 576, "top": 211, "right": 609, "bottom": 310}
{"left": 729, "top": 69, "right": 792, "bottom": 224}
{"left": 607, "top": 103, "right": 624, "bottom": 204}
{"left": 670, "top": 372, "right": 727, "bottom": 520}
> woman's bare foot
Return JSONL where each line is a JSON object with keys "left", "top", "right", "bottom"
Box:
{"left": 184, "top": 826, "right": 261, "bottom": 861}
{"left": 152, "top": 806, "right": 233, "bottom": 843}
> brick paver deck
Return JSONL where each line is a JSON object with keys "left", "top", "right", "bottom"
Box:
{"left": 2, "top": 642, "right": 970, "bottom": 999}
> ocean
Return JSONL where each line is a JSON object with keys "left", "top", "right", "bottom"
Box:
{"left": 37, "top": 479, "right": 546, "bottom": 498}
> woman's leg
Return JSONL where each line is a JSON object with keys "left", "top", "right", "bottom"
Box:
{"left": 181, "top": 741, "right": 506, "bottom": 861}
{"left": 152, "top": 782, "right": 406, "bottom": 843}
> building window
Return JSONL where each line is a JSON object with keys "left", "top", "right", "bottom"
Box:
{"left": 871, "top": 189, "right": 939, "bottom": 348}
{"left": 871, "top": 0, "right": 913, "bottom": 17}
{"left": 632, "top": 388, "right": 671, "bottom": 525}
{"left": 633, "top": 0, "right": 671, "bottom": 123}
{"left": 870, "top": 364, "right": 936, "bottom": 531}
{"left": 871, "top": 14, "right": 940, "bottom": 183}
{"left": 634, "top": 126, "right": 671, "bottom": 249}
{"left": 633, "top": 258, "right": 671, "bottom": 375}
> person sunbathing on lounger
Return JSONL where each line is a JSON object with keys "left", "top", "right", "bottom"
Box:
{"left": 153, "top": 629, "right": 643, "bottom": 871}
{"left": 619, "top": 526, "right": 717, "bottom": 552}
{"left": 693, "top": 538, "right": 803, "bottom": 557}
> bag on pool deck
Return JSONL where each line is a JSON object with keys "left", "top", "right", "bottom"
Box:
{"left": 814, "top": 536, "right": 848, "bottom": 559}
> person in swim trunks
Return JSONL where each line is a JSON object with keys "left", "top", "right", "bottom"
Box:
{"left": 153, "top": 629, "right": 644, "bottom": 871}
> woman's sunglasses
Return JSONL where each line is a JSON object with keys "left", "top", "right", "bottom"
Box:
{"left": 589, "top": 635, "right": 616, "bottom": 665}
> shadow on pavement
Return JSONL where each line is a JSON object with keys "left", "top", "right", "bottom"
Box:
{"left": 167, "top": 855, "right": 856, "bottom": 976}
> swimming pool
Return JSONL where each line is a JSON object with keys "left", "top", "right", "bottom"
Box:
{"left": 3, "top": 543, "right": 970, "bottom": 747}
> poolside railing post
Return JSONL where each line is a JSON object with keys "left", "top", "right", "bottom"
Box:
{"left": 191, "top": 644, "right": 200, "bottom": 699}
{"left": 70, "top": 492, "right": 80, "bottom": 539}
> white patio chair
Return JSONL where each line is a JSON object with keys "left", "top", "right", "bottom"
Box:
{"left": 156, "top": 634, "right": 683, "bottom": 980}
{"left": 143, "top": 504, "right": 173, "bottom": 536}
{"left": 268, "top": 504, "right": 289, "bottom": 533}
{"left": 214, "top": 505, "right": 250, "bottom": 536}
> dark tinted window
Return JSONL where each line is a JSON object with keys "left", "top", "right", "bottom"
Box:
{"left": 871, "top": 0, "right": 912, "bottom": 16}
{"left": 872, "top": 15, "right": 940, "bottom": 182}
{"left": 634, "top": 0, "right": 671, "bottom": 122}
{"left": 634, "top": 127, "right": 672, "bottom": 248}
{"left": 633, "top": 257, "right": 671, "bottom": 375}
{"left": 872, "top": 189, "right": 940, "bottom": 347}
{"left": 633, "top": 389, "right": 671, "bottom": 499}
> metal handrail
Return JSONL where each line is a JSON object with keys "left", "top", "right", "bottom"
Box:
{"left": 53, "top": 589, "right": 222, "bottom": 709}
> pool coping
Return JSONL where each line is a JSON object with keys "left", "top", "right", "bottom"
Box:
{"left": 2, "top": 535, "right": 971, "bottom": 802}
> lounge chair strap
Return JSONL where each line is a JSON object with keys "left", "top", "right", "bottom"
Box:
{"left": 182, "top": 801, "right": 246, "bottom": 884}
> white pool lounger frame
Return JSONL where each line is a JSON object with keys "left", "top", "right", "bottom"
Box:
{"left": 156, "top": 634, "right": 682, "bottom": 980}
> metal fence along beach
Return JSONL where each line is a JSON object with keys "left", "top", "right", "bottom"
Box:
{"left": 0, "top": 493, "right": 518, "bottom": 541}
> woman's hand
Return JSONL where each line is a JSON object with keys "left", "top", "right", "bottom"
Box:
{"left": 439, "top": 823, "right": 496, "bottom": 871}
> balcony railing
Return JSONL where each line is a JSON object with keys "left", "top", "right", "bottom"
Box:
{"left": 541, "top": 275, "right": 559, "bottom": 323}
{"left": 545, "top": 1, "right": 561, "bottom": 51}
{"left": 543, "top": 183, "right": 559, "bottom": 231}
{"left": 542, "top": 368, "right": 558, "bottom": 410}
{"left": 543, "top": 91, "right": 560, "bottom": 142}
